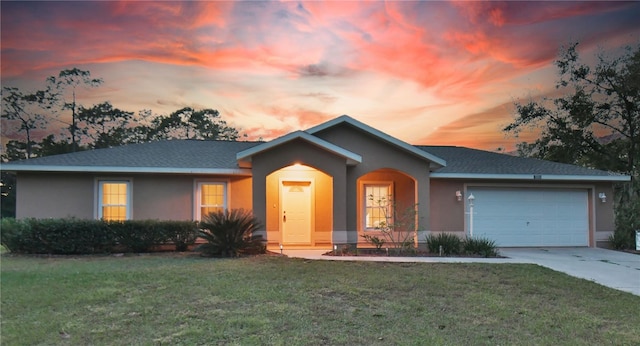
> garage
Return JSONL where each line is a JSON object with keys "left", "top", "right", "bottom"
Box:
{"left": 467, "top": 187, "right": 589, "bottom": 247}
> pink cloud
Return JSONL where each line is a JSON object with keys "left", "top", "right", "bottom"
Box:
{"left": 2, "top": 1, "right": 639, "bottom": 152}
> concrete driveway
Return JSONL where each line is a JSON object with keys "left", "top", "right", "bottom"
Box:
{"left": 283, "top": 247, "right": 640, "bottom": 296}
{"left": 499, "top": 247, "right": 640, "bottom": 296}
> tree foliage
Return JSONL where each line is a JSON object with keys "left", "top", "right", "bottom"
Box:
{"left": 144, "top": 107, "right": 240, "bottom": 141}
{"left": 46, "top": 68, "right": 103, "bottom": 151}
{"left": 505, "top": 43, "right": 640, "bottom": 182}
{"left": 76, "top": 102, "right": 134, "bottom": 148}
{"left": 505, "top": 43, "right": 640, "bottom": 249}
{"left": 1, "top": 87, "right": 52, "bottom": 159}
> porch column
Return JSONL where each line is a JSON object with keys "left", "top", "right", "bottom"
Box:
{"left": 252, "top": 171, "right": 268, "bottom": 240}
{"left": 332, "top": 166, "right": 349, "bottom": 244}
{"left": 415, "top": 172, "right": 430, "bottom": 245}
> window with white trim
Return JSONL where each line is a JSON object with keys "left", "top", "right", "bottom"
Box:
{"left": 364, "top": 183, "right": 393, "bottom": 230}
{"left": 196, "top": 182, "right": 227, "bottom": 220}
{"left": 98, "top": 180, "right": 131, "bottom": 221}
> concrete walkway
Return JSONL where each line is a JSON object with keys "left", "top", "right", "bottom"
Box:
{"left": 282, "top": 247, "right": 640, "bottom": 296}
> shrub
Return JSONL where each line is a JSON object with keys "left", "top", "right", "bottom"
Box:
{"left": 612, "top": 192, "right": 640, "bottom": 249}
{"left": 1, "top": 218, "right": 116, "bottom": 254}
{"left": 195, "top": 209, "right": 265, "bottom": 257}
{"left": 463, "top": 237, "right": 499, "bottom": 257}
{"left": 0, "top": 218, "right": 30, "bottom": 253}
{"left": 361, "top": 234, "right": 385, "bottom": 250}
{"left": 1, "top": 218, "right": 200, "bottom": 254}
{"left": 425, "top": 233, "right": 462, "bottom": 255}
{"left": 164, "top": 221, "right": 199, "bottom": 251}
{"left": 111, "top": 220, "right": 171, "bottom": 253}
{"left": 608, "top": 229, "right": 634, "bottom": 250}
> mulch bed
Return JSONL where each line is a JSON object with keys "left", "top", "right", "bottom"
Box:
{"left": 323, "top": 248, "right": 505, "bottom": 258}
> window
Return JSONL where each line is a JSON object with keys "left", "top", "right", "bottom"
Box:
{"left": 98, "top": 180, "right": 131, "bottom": 221}
{"left": 196, "top": 182, "right": 227, "bottom": 220}
{"left": 364, "top": 183, "right": 392, "bottom": 230}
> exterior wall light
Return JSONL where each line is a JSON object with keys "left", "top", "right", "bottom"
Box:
{"left": 598, "top": 192, "right": 607, "bottom": 203}
{"left": 455, "top": 190, "right": 463, "bottom": 201}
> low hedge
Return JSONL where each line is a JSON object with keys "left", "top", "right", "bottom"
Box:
{"left": 425, "top": 233, "right": 499, "bottom": 257}
{"left": 1, "top": 218, "right": 199, "bottom": 255}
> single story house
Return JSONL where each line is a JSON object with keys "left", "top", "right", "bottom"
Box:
{"left": 2, "top": 115, "right": 630, "bottom": 249}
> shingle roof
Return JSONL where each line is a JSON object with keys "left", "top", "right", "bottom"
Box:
{"left": 419, "top": 145, "right": 628, "bottom": 179}
{"left": 2, "top": 140, "right": 261, "bottom": 173}
{"left": 1, "top": 140, "right": 629, "bottom": 181}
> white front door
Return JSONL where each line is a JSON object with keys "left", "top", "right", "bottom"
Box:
{"left": 281, "top": 181, "right": 312, "bottom": 244}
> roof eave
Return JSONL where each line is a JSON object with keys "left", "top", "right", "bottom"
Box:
{"left": 1, "top": 165, "right": 253, "bottom": 176}
{"left": 430, "top": 172, "right": 631, "bottom": 181}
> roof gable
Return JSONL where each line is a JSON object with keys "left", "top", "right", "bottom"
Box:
{"left": 306, "top": 115, "right": 446, "bottom": 168}
{"left": 235, "top": 130, "right": 362, "bottom": 167}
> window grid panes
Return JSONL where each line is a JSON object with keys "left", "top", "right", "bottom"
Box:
{"left": 365, "top": 184, "right": 391, "bottom": 229}
{"left": 199, "top": 183, "right": 226, "bottom": 219}
{"left": 100, "top": 182, "right": 128, "bottom": 221}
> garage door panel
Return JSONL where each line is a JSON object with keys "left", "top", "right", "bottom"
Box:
{"left": 468, "top": 188, "right": 588, "bottom": 247}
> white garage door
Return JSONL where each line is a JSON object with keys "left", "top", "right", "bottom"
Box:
{"left": 467, "top": 187, "right": 589, "bottom": 247}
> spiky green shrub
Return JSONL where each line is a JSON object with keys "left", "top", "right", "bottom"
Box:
{"left": 425, "top": 233, "right": 462, "bottom": 255}
{"left": 195, "top": 209, "right": 265, "bottom": 257}
{"left": 463, "top": 237, "right": 499, "bottom": 257}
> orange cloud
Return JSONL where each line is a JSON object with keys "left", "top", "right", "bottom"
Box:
{"left": 2, "top": 0, "right": 639, "bottom": 154}
{"left": 419, "top": 101, "right": 517, "bottom": 150}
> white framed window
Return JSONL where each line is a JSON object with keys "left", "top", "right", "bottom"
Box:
{"left": 363, "top": 182, "right": 393, "bottom": 230}
{"left": 195, "top": 181, "right": 228, "bottom": 220}
{"left": 97, "top": 180, "right": 131, "bottom": 221}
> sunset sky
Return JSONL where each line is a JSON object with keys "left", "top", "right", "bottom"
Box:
{"left": 2, "top": 1, "right": 640, "bottom": 152}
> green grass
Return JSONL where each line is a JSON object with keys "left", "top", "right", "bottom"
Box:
{"left": 1, "top": 253, "right": 639, "bottom": 345}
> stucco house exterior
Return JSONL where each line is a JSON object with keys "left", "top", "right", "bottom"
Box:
{"left": 2, "top": 115, "right": 630, "bottom": 249}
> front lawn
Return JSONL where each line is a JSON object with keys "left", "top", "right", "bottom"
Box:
{"left": 1, "top": 254, "right": 639, "bottom": 345}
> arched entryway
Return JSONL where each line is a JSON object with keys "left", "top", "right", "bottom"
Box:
{"left": 356, "top": 168, "right": 418, "bottom": 247}
{"left": 265, "top": 164, "right": 333, "bottom": 249}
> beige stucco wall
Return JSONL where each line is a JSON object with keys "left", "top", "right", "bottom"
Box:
{"left": 229, "top": 176, "right": 253, "bottom": 211}
{"left": 429, "top": 179, "right": 465, "bottom": 236}
{"left": 15, "top": 172, "right": 253, "bottom": 221}
{"left": 133, "top": 175, "right": 192, "bottom": 220}
{"left": 16, "top": 172, "right": 95, "bottom": 219}
{"left": 593, "top": 182, "right": 616, "bottom": 245}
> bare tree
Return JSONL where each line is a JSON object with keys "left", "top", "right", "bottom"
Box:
{"left": 47, "top": 68, "right": 103, "bottom": 151}
{"left": 1, "top": 87, "right": 51, "bottom": 159}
